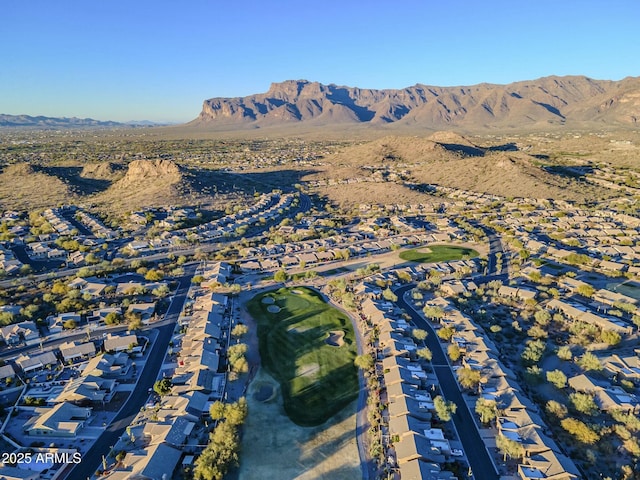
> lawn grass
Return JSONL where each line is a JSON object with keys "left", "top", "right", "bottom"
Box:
{"left": 246, "top": 286, "right": 358, "bottom": 426}
{"left": 399, "top": 244, "right": 479, "bottom": 263}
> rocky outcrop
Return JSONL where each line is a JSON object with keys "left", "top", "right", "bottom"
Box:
{"left": 115, "top": 159, "right": 183, "bottom": 188}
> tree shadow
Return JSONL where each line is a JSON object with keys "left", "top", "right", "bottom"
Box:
{"left": 182, "top": 167, "right": 319, "bottom": 195}
{"left": 438, "top": 141, "right": 520, "bottom": 157}
{"left": 38, "top": 165, "right": 114, "bottom": 195}
{"left": 543, "top": 165, "right": 594, "bottom": 180}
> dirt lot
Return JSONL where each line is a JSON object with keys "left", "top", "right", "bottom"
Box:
{"left": 238, "top": 368, "right": 361, "bottom": 480}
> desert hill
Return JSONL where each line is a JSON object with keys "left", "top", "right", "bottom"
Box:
{"left": 311, "top": 134, "right": 615, "bottom": 203}
{"left": 0, "top": 158, "right": 244, "bottom": 213}
{"left": 91, "top": 159, "right": 195, "bottom": 210}
{"left": 192, "top": 76, "right": 640, "bottom": 131}
{"left": 80, "top": 162, "right": 125, "bottom": 180}
{"left": 0, "top": 163, "right": 77, "bottom": 210}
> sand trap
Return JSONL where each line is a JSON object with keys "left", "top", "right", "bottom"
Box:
{"left": 325, "top": 330, "right": 345, "bottom": 347}
{"left": 297, "top": 363, "right": 320, "bottom": 378}
{"left": 253, "top": 382, "right": 277, "bottom": 403}
{"left": 292, "top": 289, "right": 304, "bottom": 294}
{"left": 261, "top": 297, "right": 275, "bottom": 305}
{"left": 267, "top": 305, "right": 281, "bottom": 313}
{"left": 288, "top": 325, "right": 312, "bottom": 334}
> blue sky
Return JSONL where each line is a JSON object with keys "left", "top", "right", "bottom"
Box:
{"left": 2, "top": 0, "right": 639, "bottom": 122}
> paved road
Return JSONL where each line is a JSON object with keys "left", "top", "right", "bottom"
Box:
{"left": 62, "top": 264, "right": 196, "bottom": 480}
{"left": 395, "top": 284, "right": 499, "bottom": 480}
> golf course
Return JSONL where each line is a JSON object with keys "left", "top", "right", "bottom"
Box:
{"left": 247, "top": 286, "right": 359, "bottom": 426}
{"left": 399, "top": 244, "right": 479, "bottom": 263}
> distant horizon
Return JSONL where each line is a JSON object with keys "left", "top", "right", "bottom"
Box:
{"left": 3, "top": 0, "right": 639, "bottom": 122}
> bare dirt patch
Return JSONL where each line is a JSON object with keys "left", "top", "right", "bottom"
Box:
{"left": 325, "top": 330, "right": 345, "bottom": 347}
{"left": 239, "top": 368, "right": 360, "bottom": 480}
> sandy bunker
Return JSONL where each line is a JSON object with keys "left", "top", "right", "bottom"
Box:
{"left": 325, "top": 330, "right": 345, "bottom": 347}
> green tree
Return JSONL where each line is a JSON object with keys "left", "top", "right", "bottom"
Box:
{"left": 416, "top": 347, "right": 433, "bottom": 362}
{"left": 144, "top": 269, "right": 164, "bottom": 281}
{"left": 273, "top": 270, "right": 288, "bottom": 283}
{"left": 104, "top": 312, "right": 122, "bottom": 325}
{"left": 153, "top": 377, "right": 172, "bottom": 396}
{"left": 382, "top": 288, "right": 397, "bottom": 302}
{"left": 209, "top": 401, "right": 226, "bottom": 421}
{"left": 601, "top": 329, "right": 621, "bottom": 346}
{"left": 412, "top": 328, "right": 428, "bottom": 341}
{"left": 127, "top": 315, "right": 143, "bottom": 331}
{"left": 447, "top": 344, "right": 462, "bottom": 362}
{"left": 546, "top": 369, "right": 567, "bottom": 389}
{"left": 224, "top": 398, "right": 248, "bottom": 426}
{"left": 545, "top": 400, "right": 568, "bottom": 419}
{"left": 193, "top": 421, "right": 239, "bottom": 480}
{"left": 521, "top": 339, "right": 546, "bottom": 366}
{"left": 422, "top": 305, "right": 445, "bottom": 322}
{"left": 557, "top": 345, "right": 573, "bottom": 361}
{"left": 457, "top": 368, "right": 481, "bottom": 391}
{"left": 534, "top": 309, "right": 551, "bottom": 326}
{"left": 63, "top": 319, "right": 77, "bottom": 330}
{"left": 496, "top": 433, "right": 524, "bottom": 462}
{"left": 475, "top": 397, "right": 497, "bottom": 425}
{"left": 577, "top": 284, "right": 595, "bottom": 298}
{"left": 577, "top": 352, "right": 602, "bottom": 372}
{"left": 354, "top": 354, "right": 375, "bottom": 370}
{"left": 152, "top": 284, "right": 170, "bottom": 298}
{"left": 527, "top": 325, "right": 548, "bottom": 339}
{"left": 231, "top": 324, "right": 249, "bottom": 338}
{"left": 228, "top": 343, "right": 247, "bottom": 364}
{"left": 561, "top": 418, "right": 599, "bottom": 444}
{"left": 433, "top": 395, "right": 457, "bottom": 422}
{"left": 436, "top": 326, "right": 455, "bottom": 342}
{"left": 569, "top": 392, "right": 598, "bottom": 416}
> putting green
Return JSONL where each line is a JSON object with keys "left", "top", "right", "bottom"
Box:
{"left": 247, "top": 286, "right": 358, "bottom": 426}
{"left": 399, "top": 244, "right": 479, "bottom": 263}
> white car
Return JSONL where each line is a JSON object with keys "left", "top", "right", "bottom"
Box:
{"left": 451, "top": 448, "right": 464, "bottom": 457}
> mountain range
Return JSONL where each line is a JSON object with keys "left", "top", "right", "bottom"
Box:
{"left": 192, "top": 76, "right": 640, "bottom": 131}
{"left": 0, "top": 114, "right": 166, "bottom": 129}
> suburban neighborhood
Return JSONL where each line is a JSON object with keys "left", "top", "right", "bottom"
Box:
{"left": 0, "top": 180, "right": 639, "bottom": 479}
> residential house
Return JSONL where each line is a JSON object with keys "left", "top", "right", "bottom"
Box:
{"left": 83, "top": 353, "right": 129, "bottom": 378}
{"left": 52, "top": 375, "right": 116, "bottom": 406}
{"left": 0, "top": 321, "right": 39, "bottom": 345}
{"left": 105, "top": 442, "right": 182, "bottom": 480}
{"left": 104, "top": 333, "right": 138, "bottom": 353}
{"left": 59, "top": 341, "right": 96, "bottom": 364}
{"left": 23, "top": 402, "right": 91, "bottom": 437}
{"left": 16, "top": 351, "right": 58, "bottom": 373}
{"left": 127, "top": 303, "right": 156, "bottom": 323}
{"left": 0, "top": 364, "right": 16, "bottom": 383}
{"left": 48, "top": 312, "right": 81, "bottom": 335}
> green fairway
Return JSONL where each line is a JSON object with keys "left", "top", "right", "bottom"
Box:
{"left": 247, "top": 287, "right": 358, "bottom": 426}
{"left": 399, "top": 244, "right": 479, "bottom": 263}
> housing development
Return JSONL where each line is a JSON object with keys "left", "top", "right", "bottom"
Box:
{"left": 0, "top": 142, "right": 639, "bottom": 480}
